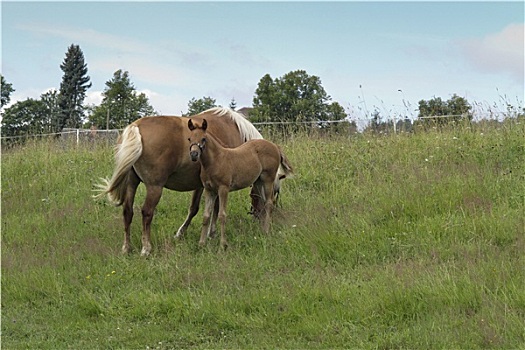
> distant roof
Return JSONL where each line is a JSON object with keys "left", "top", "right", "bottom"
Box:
{"left": 237, "top": 107, "right": 253, "bottom": 117}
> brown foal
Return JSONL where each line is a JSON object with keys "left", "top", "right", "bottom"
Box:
{"left": 187, "top": 118, "right": 293, "bottom": 249}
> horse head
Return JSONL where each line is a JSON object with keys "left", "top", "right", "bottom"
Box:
{"left": 188, "top": 119, "right": 208, "bottom": 162}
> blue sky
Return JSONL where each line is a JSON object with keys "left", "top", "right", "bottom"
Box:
{"left": 2, "top": 1, "right": 524, "bottom": 120}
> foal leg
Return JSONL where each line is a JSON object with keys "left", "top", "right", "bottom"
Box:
{"left": 122, "top": 172, "right": 140, "bottom": 254}
{"left": 249, "top": 183, "right": 265, "bottom": 219}
{"left": 200, "top": 190, "right": 217, "bottom": 246}
{"left": 175, "top": 188, "right": 203, "bottom": 239}
{"left": 218, "top": 186, "right": 230, "bottom": 250}
{"left": 261, "top": 179, "right": 275, "bottom": 234}
{"left": 141, "top": 185, "right": 163, "bottom": 256}
{"left": 208, "top": 198, "right": 219, "bottom": 238}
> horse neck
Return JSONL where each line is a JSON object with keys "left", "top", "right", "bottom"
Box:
{"left": 200, "top": 133, "right": 226, "bottom": 167}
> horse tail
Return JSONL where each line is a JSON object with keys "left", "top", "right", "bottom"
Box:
{"left": 271, "top": 149, "right": 293, "bottom": 206}
{"left": 278, "top": 149, "right": 294, "bottom": 180}
{"left": 94, "top": 124, "right": 142, "bottom": 206}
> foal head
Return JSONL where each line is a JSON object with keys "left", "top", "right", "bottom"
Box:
{"left": 188, "top": 119, "right": 208, "bottom": 162}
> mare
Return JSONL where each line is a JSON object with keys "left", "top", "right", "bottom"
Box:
{"left": 187, "top": 118, "right": 293, "bottom": 249}
{"left": 96, "top": 107, "right": 270, "bottom": 256}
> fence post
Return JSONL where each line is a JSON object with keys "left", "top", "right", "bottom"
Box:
{"left": 76, "top": 129, "right": 80, "bottom": 144}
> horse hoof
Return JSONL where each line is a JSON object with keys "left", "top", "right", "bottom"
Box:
{"left": 175, "top": 227, "right": 185, "bottom": 239}
{"left": 140, "top": 248, "right": 151, "bottom": 257}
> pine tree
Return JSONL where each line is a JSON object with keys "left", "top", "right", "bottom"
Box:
{"left": 229, "top": 98, "right": 237, "bottom": 111}
{"left": 57, "top": 44, "right": 91, "bottom": 130}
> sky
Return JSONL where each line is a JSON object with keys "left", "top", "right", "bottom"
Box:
{"left": 1, "top": 1, "right": 524, "bottom": 122}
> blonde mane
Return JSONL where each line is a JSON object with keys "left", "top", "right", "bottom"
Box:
{"left": 199, "top": 107, "right": 263, "bottom": 142}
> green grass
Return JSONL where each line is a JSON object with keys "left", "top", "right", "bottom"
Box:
{"left": 2, "top": 119, "right": 524, "bottom": 349}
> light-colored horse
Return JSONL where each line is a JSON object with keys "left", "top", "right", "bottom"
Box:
{"left": 187, "top": 118, "right": 293, "bottom": 249}
{"left": 96, "top": 107, "right": 272, "bottom": 256}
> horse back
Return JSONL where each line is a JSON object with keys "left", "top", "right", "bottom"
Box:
{"left": 131, "top": 116, "right": 199, "bottom": 190}
{"left": 239, "top": 139, "right": 281, "bottom": 174}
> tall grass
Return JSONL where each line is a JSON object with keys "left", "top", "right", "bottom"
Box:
{"left": 2, "top": 118, "right": 524, "bottom": 349}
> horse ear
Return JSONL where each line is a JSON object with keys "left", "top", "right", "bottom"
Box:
{"left": 188, "top": 119, "right": 195, "bottom": 131}
{"left": 202, "top": 119, "right": 208, "bottom": 131}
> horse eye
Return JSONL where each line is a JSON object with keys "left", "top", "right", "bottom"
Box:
{"left": 187, "top": 138, "right": 190, "bottom": 142}
{"left": 201, "top": 138, "right": 206, "bottom": 143}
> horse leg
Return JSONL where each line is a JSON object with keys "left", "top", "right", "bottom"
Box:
{"left": 122, "top": 171, "right": 140, "bottom": 254}
{"left": 250, "top": 183, "right": 265, "bottom": 219}
{"left": 261, "top": 179, "right": 275, "bottom": 233}
{"left": 218, "top": 187, "right": 230, "bottom": 250}
{"left": 140, "top": 185, "right": 163, "bottom": 256}
{"left": 175, "top": 188, "right": 203, "bottom": 239}
{"left": 200, "top": 189, "right": 216, "bottom": 247}
{"left": 208, "top": 198, "right": 219, "bottom": 238}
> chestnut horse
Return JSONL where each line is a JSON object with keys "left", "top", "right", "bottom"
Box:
{"left": 187, "top": 118, "right": 293, "bottom": 249}
{"left": 96, "top": 107, "right": 272, "bottom": 256}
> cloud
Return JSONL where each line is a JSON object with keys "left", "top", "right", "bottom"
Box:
{"left": 222, "top": 40, "right": 273, "bottom": 69}
{"left": 17, "top": 22, "right": 151, "bottom": 55}
{"left": 85, "top": 90, "right": 103, "bottom": 106}
{"left": 89, "top": 56, "right": 189, "bottom": 88}
{"left": 3, "top": 87, "right": 57, "bottom": 109}
{"left": 456, "top": 23, "right": 524, "bottom": 83}
{"left": 17, "top": 22, "right": 207, "bottom": 88}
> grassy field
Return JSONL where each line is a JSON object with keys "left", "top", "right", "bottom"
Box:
{"left": 2, "top": 119, "right": 524, "bottom": 349}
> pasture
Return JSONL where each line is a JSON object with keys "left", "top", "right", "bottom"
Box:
{"left": 2, "top": 119, "right": 524, "bottom": 349}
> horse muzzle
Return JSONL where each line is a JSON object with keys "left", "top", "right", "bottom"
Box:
{"left": 190, "top": 150, "right": 200, "bottom": 162}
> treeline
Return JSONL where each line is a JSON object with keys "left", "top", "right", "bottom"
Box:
{"left": 2, "top": 43, "right": 523, "bottom": 139}
{"left": 1, "top": 45, "right": 156, "bottom": 138}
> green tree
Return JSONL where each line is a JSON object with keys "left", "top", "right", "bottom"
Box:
{"left": 1, "top": 74, "right": 15, "bottom": 108}
{"left": 88, "top": 70, "right": 155, "bottom": 129}
{"left": 251, "top": 74, "right": 275, "bottom": 120}
{"left": 418, "top": 94, "right": 472, "bottom": 126}
{"left": 40, "top": 90, "right": 60, "bottom": 131}
{"left": 186, "top": 96, "right": 217, "bottom": 116}
{"left": 57, "top": 44, "right": 92, "bottom": 130}
{"left": 251, "top": 70, "right": 346, "bottom": 123}
{"left": 1, "top": 99, "right": 48, "bottom": 137}
{"left": 1, "top": 90, "right": 61, "bottom": 138}
{"left": 326, "top": 101, "right": 347, "bottom": 121}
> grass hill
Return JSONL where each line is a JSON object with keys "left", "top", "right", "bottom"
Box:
{"left": 2, "top": 119, "right": 524, "bottom": 348}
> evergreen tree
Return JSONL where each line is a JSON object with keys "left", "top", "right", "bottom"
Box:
{"left": 57, "top": 44, "right": 91, "bottom": 130}
{"left": 229, "top": 98, "right": 237, "bottom": 111}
